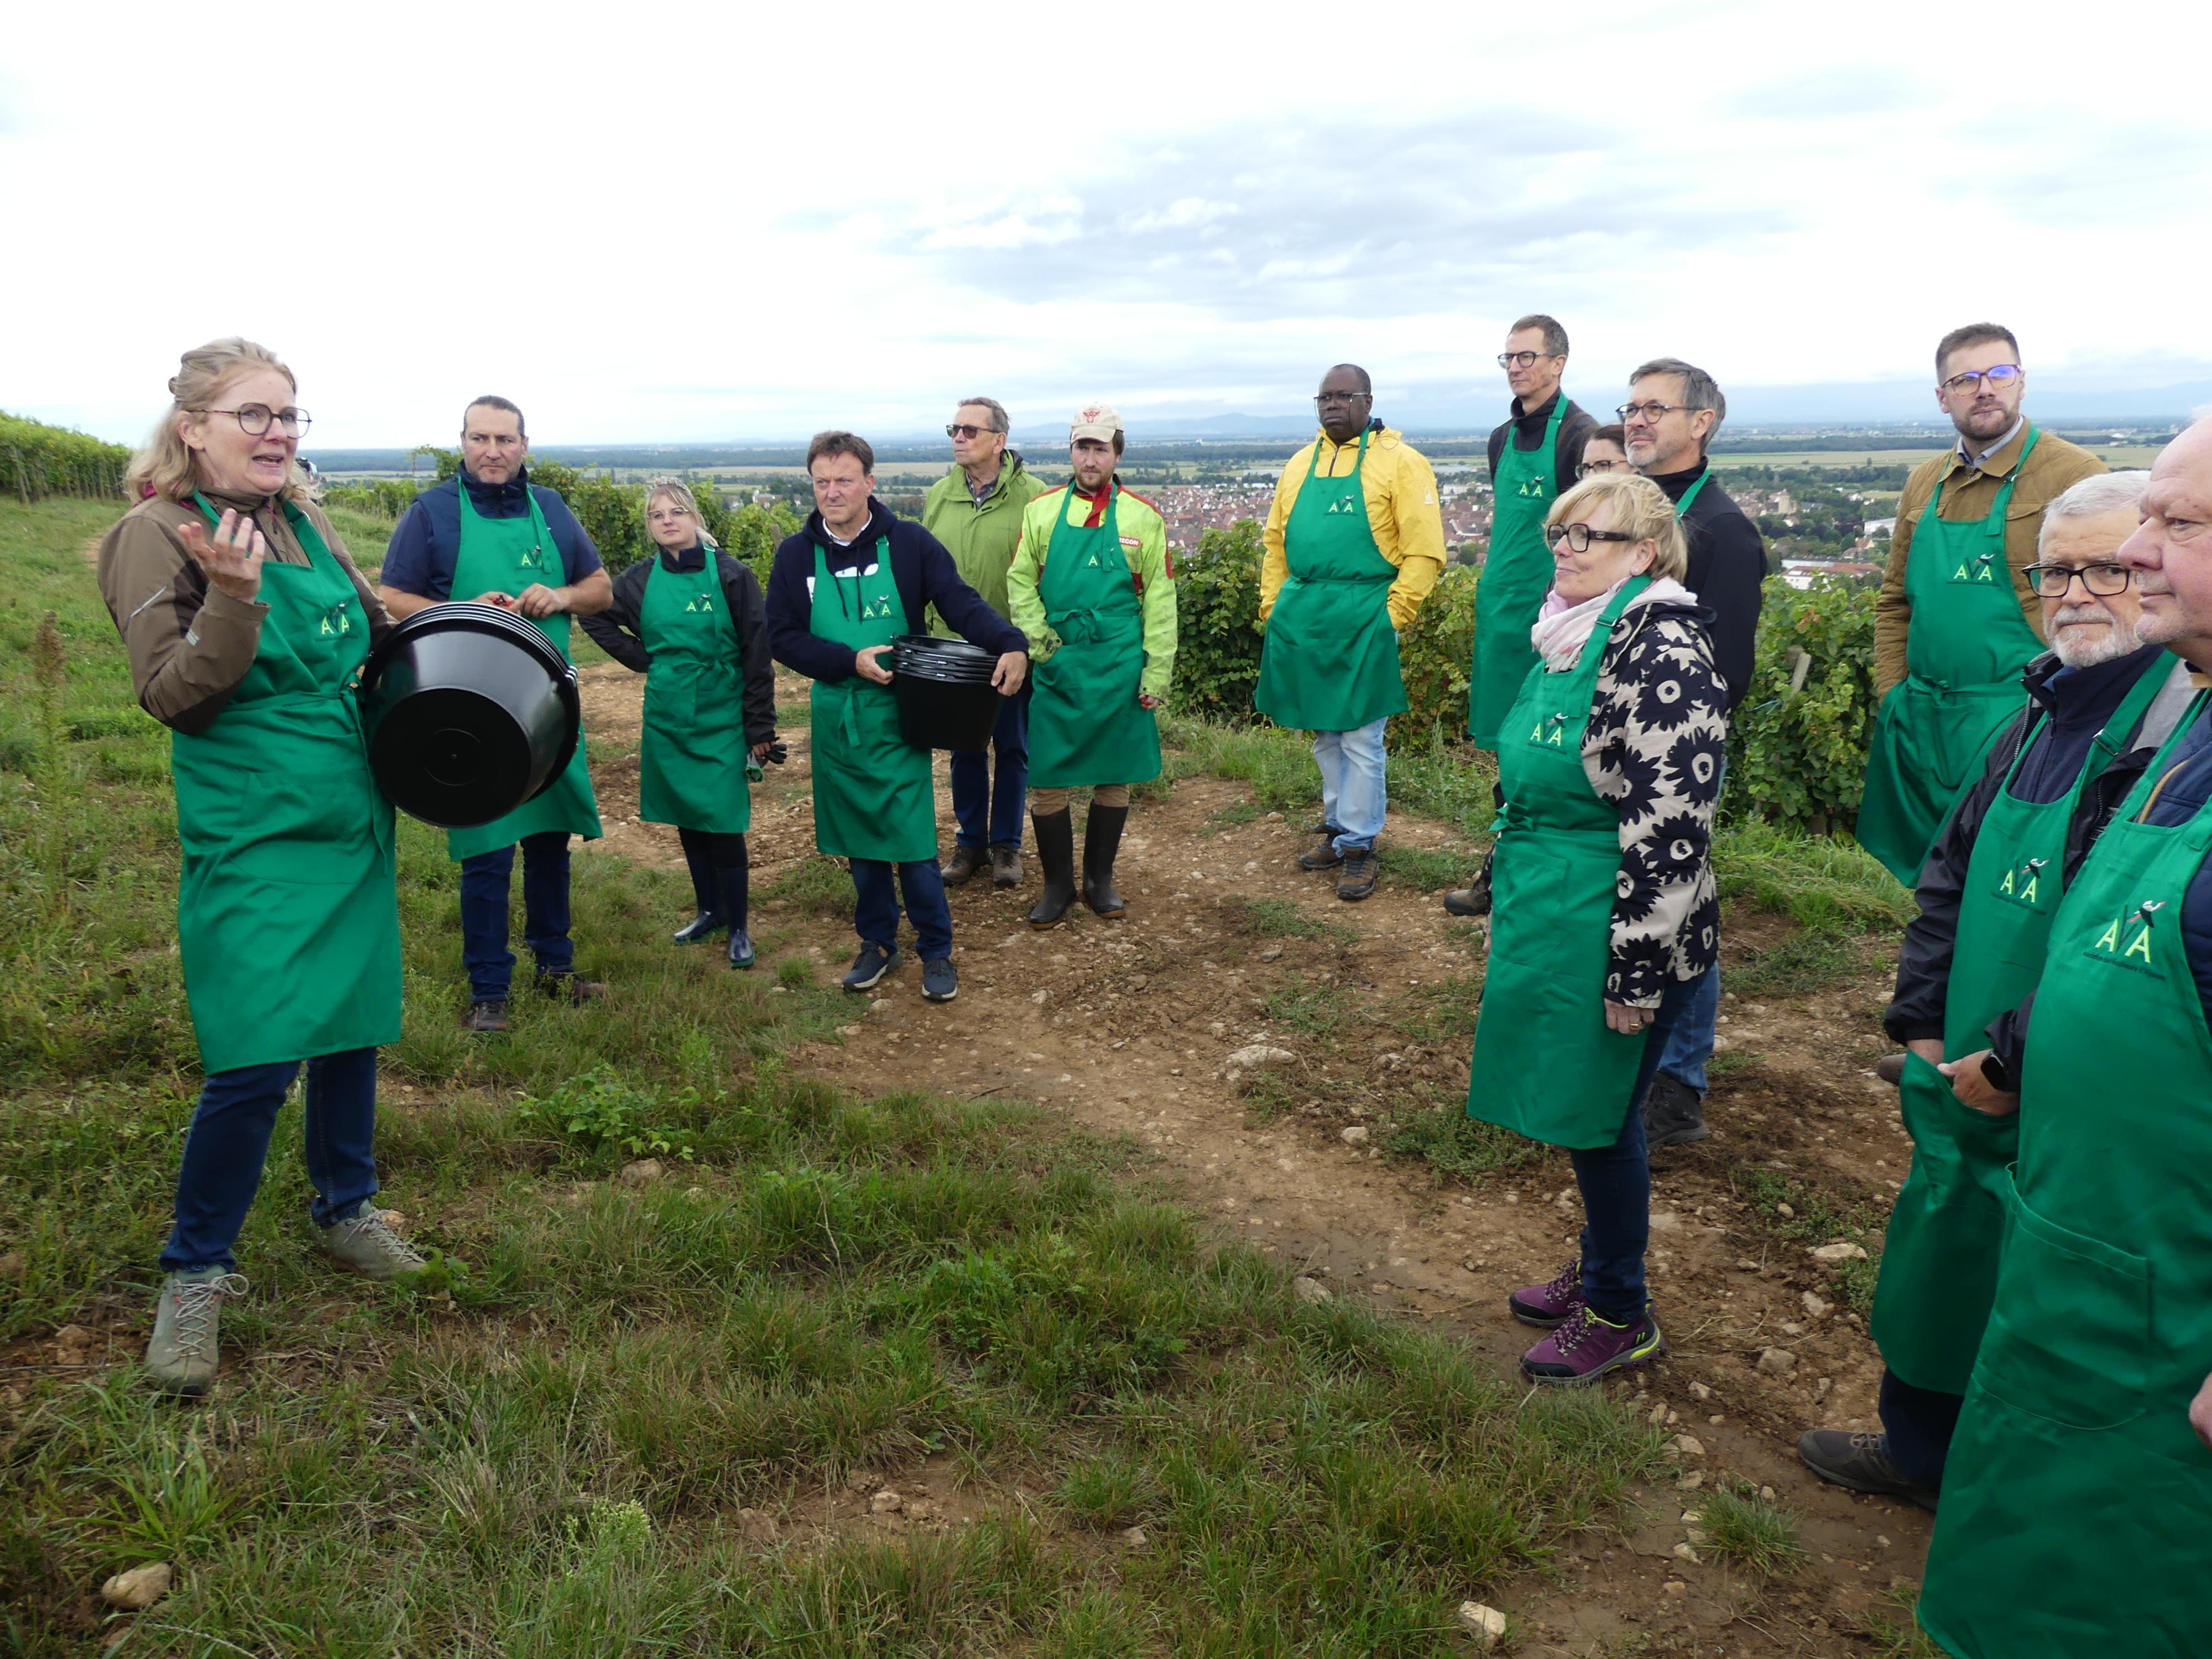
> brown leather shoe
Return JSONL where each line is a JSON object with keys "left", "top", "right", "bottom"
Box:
{"left": 943, "top": 843, "right": 987, "bottom": 887}
{"left": 1298, "top": 823, "right": 1346, "bottom": 870}
{"left": 1336, "top": 849, "right": 1379, "bottom": 901}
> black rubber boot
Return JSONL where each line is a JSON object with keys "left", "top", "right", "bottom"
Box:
{"left": 675, "top": 837, "right": 723, "bottom": 941}
{"left": 1083, "top": 803, "right": 1129, "bottom": 917}
{"left": 1027, "top": 810, "right": 1078, "bottom": 928}
{"left": 719, "top": 863, "right": 754, "bottom": 969}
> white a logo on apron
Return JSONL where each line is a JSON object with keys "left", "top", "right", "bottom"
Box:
{"left": 2088, "top": 899, "right": 2166, "bottom": 975}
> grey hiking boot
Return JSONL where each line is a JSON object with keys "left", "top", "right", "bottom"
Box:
{"left": 990, "top": 844, "right": 1023, "bottom": 888}
{"left": 318, "top": 1206, "right": 427, "bottom": 1283}
{"left": 1797, "top": 1429, "right": 1939, "bottom": 1512}
{"left": 942, "top": 843, "right": 988, "bottom": 888}
{"left": 145, "top": 1267, "right": 248, "bottom": 1396}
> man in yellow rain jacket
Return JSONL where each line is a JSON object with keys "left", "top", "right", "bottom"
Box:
{"left": 1256, "top": 363, "right": 1446, "bottom": 900}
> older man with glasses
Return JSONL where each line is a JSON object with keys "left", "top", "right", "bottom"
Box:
{"left": 1858, "top": 324, "right": 2107, "bottom": 886}
{"left": 921, "top": 397, "right": 1048, "bottom": 889}
{"left": 1257, "top": 363, "right": 1446, "bottom": 901}
{"left": 1910, "top": 424, "right": 2212, "bottom": 1659}
{"left": 1618, "top": 357, "right": 1770, "bottom": 1148}
{"left": 1799, "top": 469, "right": 2192, "bottom": 1514}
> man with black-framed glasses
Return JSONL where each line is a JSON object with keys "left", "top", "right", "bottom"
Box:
{"left": 1859, "top": 323, "right": 2106, "bottom": 885}
{"left": 921, "top": 397, "right": 1047, "bottom": 889}
{"left": 1446, "top": 317, "right": 1601, "bottom": 920}
{"left": 1619, "top": 357, "right": 1770, "bottom": 1149}
{"left": 1802, "top": 467, "right": 2194, "bottom": 1520}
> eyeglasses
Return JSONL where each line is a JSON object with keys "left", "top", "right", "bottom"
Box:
{"left": 190, "top": 403, "right": 312, "bottom": 436}
{"left": 1616, "top": 401, "right": 1691, "bottom": 424}
{"left": 1940, "top": 364, "right": 2023, "bottom": 395}
{"left": 2026, "top": 561, "right": 2132, "bottom": 598}
{"left": 1546, "top": 523, "right": 1640, "bottom": 553}
{"left": 1577, "top": 457, "right": 1628, "bottom": 477}
{"left": 946, "top": 423, "right": 999, "bottom": 440}
{"left": 1497, "top": 351, "right": 1557, "bottom": 369}
{"left": 1314, "top": 392, "right": 1372, "bottom": 407}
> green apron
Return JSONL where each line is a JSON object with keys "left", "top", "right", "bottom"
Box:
{"left": 1466, "top": 578, "right": 1653, "bottom": 1149}
{"left": 171, "top": 495, "right": 401, "bottom": 1074}
{"left": 1918, "top": 694, "right": 2212, "bottom": 1659}
{"left": 1870, "top": 652, "right": 2170, "bottom": 1391}
{"left": 1856, "top": 430, "right": 2046, "bottom": 883}
{"left": 1027, "top": 486, "right": 1161, "bottom": 790}
{"left": 1254, "top": 430, "right": 1408, "bottom": 733}
{"left": 444, "top": 479, "right": 602, "bottom": 860}
{"left": 807, "top": 540, "right": 937, "bottom": 863}
{"left": 638, "top": 549, "right": 752, "bottom": 833}
{"left": 1468, "top": 398, "right": 1566, "bottom": 749}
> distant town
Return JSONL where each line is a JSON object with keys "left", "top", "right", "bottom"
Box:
{"left": 307, "top": 420, "right": 2179, "bottom": 592}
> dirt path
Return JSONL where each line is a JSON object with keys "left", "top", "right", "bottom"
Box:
{"left": 581, "top": 661, "right": 1933, "bottom": 1655}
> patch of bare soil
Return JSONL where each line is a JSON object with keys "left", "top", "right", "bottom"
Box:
{"left": 589, "top": 665, "right": 1934, "bottom": 1655}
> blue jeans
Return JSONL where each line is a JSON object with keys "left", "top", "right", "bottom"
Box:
{"left": 1572, "top": 969, "right": 1712, "bottom": 1322}
{"left": 1879, "top": 1369, "right": 1964, "bottom": 1486}
{"left": 851, "top": 858, "right": 953, "bottom": 961}
{"left": 1313, "top": 714, "right": 1389, "bottom": 853}
{"left": 1656, "top": 755, "right": 1726, "bottom": 1094}
{"left": 1655, "top": 962, "right": 1721, "bottom": 1095}
{"left": 460, "top": 830, "right": 575, "bottom": 1002}
{"left": 951, "top": 684, "right": 1029, "bottom": 849}
{"left": 162, "top": 1047, "right": 379, "bottom": 1271}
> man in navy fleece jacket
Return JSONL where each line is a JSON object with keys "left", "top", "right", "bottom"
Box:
{"left": 764, "top": 431, "right": 1028, "bottom": 1000}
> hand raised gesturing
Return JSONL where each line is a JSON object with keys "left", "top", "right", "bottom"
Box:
{"left": 176, "top": 509, "right": 268, "bottom": 603}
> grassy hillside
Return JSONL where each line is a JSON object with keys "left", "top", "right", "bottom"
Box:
{"left": 2, "top": 494, "right": 1672, "bottom": 1653}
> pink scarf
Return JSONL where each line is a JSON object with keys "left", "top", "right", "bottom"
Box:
{"left": 1530, "top": 575, "right": 1694, "bottom": 672}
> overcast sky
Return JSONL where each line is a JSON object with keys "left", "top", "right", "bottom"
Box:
{"left": 7, "top": 1, "right": 2210, "bottom": 448}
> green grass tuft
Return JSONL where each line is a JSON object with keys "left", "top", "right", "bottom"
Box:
{"left": 1692, "top": 1478, "right": 1809, "bottom": 1577}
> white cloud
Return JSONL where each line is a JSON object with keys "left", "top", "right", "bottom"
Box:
{"left": 5, "top": 0, "right": 2210, "bottom": 446}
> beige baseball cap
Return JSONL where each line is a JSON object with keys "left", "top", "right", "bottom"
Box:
{"left": 1070, "top": 400, "right": 1123, "bottom": 444}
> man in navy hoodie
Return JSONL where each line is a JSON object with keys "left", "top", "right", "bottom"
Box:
{"left": 765, "top": 431, "right": 1027, "bottom": 1002}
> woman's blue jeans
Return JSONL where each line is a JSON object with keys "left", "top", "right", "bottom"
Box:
{"left": 1572, "top": 969, "right": 1712, "bottom": 1321}
{"left": 161, "top": 1046, "right": 380, "bottom": 1271}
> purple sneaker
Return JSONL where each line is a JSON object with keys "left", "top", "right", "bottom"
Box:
{"left": 1509, "top": 1259, "right": 1583, "bottom": 1328}
{"left": 1520, "top": 1304, "right": 1666, "bottom": 1386}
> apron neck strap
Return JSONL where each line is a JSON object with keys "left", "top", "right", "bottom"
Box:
{"left": 1308, "top": 426, "right": 1370, "bottom": 481}
{"left": 1674, "top": 469, "right": 1712, "bottom": 517}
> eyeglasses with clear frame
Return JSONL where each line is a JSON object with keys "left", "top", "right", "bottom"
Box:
{"left": 2026, "top": 561, "right": 2133, "bottom": 598}
{"left": 1939, "top": 364, "right": 2023, "bottom": 396}
{"left": 189, "top": 404, "right": 312, "bottom": 437}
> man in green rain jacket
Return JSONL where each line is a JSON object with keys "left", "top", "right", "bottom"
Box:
{"left": 921, "top": 396, "right": 1048, "bottom": 889}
